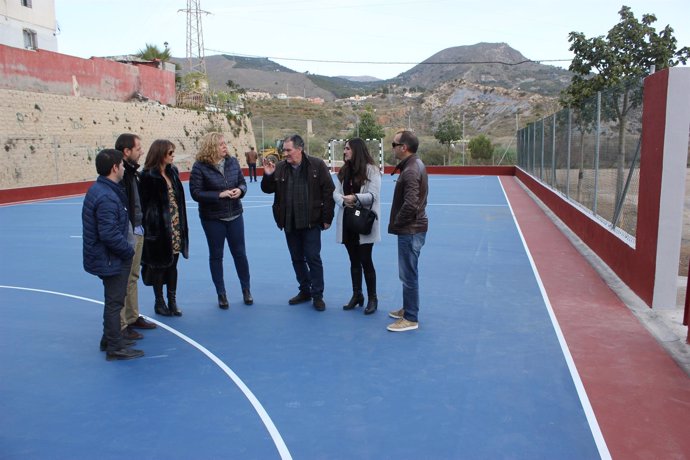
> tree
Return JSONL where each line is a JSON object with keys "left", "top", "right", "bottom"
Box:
{"left": 434, "top": 117, "right": 462, "bottom": 165}
{"left": 135, "top": 43, "right": 171, "bottom": 62}
{"left": 136, "top": 43, "right": 181, "bottom": 85}
{"left": 353, "top": 106, "right": 384, "bottom": 140}
{"left": 469, "top": 135, "right": 493, "bottom": 161}
{"left": 562, "top": 6, "right": 690, "bottom": 204}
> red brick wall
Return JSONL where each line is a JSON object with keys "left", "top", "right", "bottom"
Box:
{"left": 0, "top": 45, "right": 175, "bottom": 105}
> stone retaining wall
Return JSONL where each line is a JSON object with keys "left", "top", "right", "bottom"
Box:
{"left": 0, "top": 88, "right": 255, "bottom": 189}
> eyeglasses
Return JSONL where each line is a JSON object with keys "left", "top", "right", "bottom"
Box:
{"left": 391, "top": 142, "right": 405, "bottom": 148}
{"left": 167, "top": 150, "right": 175, "bottom": 156}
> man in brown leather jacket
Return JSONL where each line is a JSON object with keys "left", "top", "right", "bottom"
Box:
{"left": 386, "top": 130, "right": 428, "bottom": 332}
{"left": 261, "top": 134, "right": 335, "bottom": 311}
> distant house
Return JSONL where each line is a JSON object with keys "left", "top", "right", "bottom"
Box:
{"left": 307, "top": 97, "right": 325, "bottom": 105}
{"left": 0, "top": 0, "right": 58, "bottom": 52}
{"left": 246, "top": 91, "right": 271, "bottom": 100}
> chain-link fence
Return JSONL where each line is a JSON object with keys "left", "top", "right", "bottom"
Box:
{"left": 517, "top": 78, "right": 643, "bottom": 240}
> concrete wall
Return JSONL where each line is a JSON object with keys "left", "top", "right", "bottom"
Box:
{"left": 0, "top": 45, "right": 175, "bottom": 105}
{"left": 0, "top": 88, "right": 256, "bottom": 190}
{"left": 0, "top": 0, "right": 57, "bottom": 51}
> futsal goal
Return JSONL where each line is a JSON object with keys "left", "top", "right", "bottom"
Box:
{"left": 327, "top": 138, "right": 384, "bottom": 174}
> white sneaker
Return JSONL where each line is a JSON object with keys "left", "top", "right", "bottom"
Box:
{"left": 387, "top": 318, "right": 419, "bottom": 332}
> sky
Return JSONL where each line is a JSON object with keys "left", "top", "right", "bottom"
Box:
{"left": 54, "top": 0, "right": 690, "bottom": 80}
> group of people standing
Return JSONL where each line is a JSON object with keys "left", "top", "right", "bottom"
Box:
{"left": 82, "top": 134, "right": 191, "bottom": 360}
{"left": 82, "top": 129, "right": 428, "bottom": 361}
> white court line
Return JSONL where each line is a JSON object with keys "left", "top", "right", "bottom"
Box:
{"left": 17, "top": 202, "right": 82, "bottom": 206}
{"left": 427, "top": 203, "right": 508, "bottom": 207}
{"left": 185, "top": 204, "right": 272, "bottom": 210}
{"left": 496, "top": 178, "right": 611, "bottom": 460}
{"left": 426, "top": 175, "right": 487, "bottom": 181}
{"left": 0, "top": 285, "right": 293, "bottom": 460}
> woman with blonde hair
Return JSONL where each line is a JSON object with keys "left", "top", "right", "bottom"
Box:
{"left": 190, "top": 132, "right": 252, "bottom": 309}
{"left": 140, "top": 139, "right": 189, "bottom": 317}
{"left": 333, "top": 138, "right": 381, "bottom": 315}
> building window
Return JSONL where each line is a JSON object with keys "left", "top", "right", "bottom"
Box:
{"left": 21, "top": 0, "right": 33, "bottom": 7}
{"left": 23, "top": 29, "right": 37, "bottom": 49}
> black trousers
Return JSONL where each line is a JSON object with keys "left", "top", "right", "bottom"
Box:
{"left": 286, "top": 227, "right": 324, "bottom": 298}
{"left": 344, "top": 241, "right": 376, "bottom": 297}
{"left": 100, "top": 259, "right": 132, "bottom": 351}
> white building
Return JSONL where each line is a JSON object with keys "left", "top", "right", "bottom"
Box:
{"left": 0, "top": 0, "right": 57, "bottom": 52}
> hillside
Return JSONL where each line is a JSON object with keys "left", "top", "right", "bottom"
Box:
{"left": 173, "top": 43, "right": 570, "bottom": 164}
{"left": 172, "top": 55, "right": 337, "bottom": 100}
{"left": 421, "top": 79, "right": 561, "bottom": 138}
{"left": 395, "top": 43, "right": 572, "bottom": 97}
{"left": 173, "top": 43, "right": 572, "bottom": 99}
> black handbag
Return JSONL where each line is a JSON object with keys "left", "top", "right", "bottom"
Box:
{"left": 344, "top": 197, "right": 377, "bottom": 235}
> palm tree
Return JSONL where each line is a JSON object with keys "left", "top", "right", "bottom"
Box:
{"left": 135, "top": 43, "right": 171, "bottom": 62}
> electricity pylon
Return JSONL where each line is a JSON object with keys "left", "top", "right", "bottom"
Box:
{"left": 179, "top": 0, "right": 210, "bottom": 79}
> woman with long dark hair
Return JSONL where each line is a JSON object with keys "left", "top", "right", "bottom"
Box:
{"left": 140, "top": 139, "right": 189, "bottom": 317}
{"left": 190, "top": 132, "right": 252, "bottom": 309}
{"left": 333, "top": 138, "right": 381, "bottom": 315}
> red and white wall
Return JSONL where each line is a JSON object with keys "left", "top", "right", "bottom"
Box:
{"left": 0, "top": 44, "right": 175, "bottom": 105}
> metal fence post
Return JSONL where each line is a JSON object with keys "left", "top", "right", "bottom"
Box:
{"left": 593, "top": 91, "right": 601, "bottom": 215}
{"left": 540, "top": 118, "right": 545, "bottom": 179}
{"left": 551, "top": 113, "right": 557, "bottom": 186}
{"left": 683, "top": 260, "right": 690, "bottom": 343}
{"left": 566, "top": 109, "right": 572, "bottom": 198}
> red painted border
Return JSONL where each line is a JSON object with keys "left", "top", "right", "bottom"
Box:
{"left": 515, "top": 168, "right": 648, "bottom": 304}
{"left": 501, "top": 175, "right": 690, "bottom": 459}
{"left": 0, "top": 167, "right": 514, "bottom": 204}
{"left": 516, "top": 70, "right": 671, "bottom": 307}
{"left": 0, "top": 182, "right": 92, "bottom": 205}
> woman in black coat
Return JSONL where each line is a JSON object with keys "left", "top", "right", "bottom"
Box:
{"left": 140, "top": 139, "right": 189, "bottom": 317}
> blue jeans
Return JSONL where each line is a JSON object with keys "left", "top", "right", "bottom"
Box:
{"left": 285, "top": 227, "right": 324, "bottom": 298}
{"left": 100, "top": 258, "right": 132, "bottom": 351}
{"left": 248, "top": 163, "right": 257, "bottom": 181}
{"left": 398, "top": 232, "right": 426, "bottom": 322}
{"left": 200, "top": 216, "right": 251, "bottom": 295}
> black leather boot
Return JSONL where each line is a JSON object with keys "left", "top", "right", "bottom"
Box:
{"left": 364, "top": 295, "right": 378, "bottom": 315}
{"left": 154, "top": 296, "right": 172, "bottom": 316}
{"left": 242, "top": 288, "right": 253, "bottom": 305}
{"left": 153, "top": 281, "right": 171, "bottom": 316}
{"left": 168, "top": 290, "right": 182, "bottom": 316}
{"left": 218, "top": 293, "right": 229, "bottom": 309}
{"left": 343, "top": 291, "right": 364, "bottom": 310}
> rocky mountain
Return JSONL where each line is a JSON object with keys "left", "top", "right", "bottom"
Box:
{"left": 172, "top": 43, "right": 572, "bottom": 144}
{"left": 172, "top": 43, "right": 572, "bottom": 99}
{"left": 394, "top": 43, "right": 572, "bottom": 97}
{"left": 421, "top": 79, "right": 562, "bottom": 139}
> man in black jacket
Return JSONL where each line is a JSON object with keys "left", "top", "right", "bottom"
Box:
{"left": 261, "top": 134, "right": 335, "bottom": 311}
{"left": 115, "top": 134, "right": 157, "bottom": 335}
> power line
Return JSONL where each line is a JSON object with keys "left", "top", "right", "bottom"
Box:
{"left": 203, "top": 48, "right": 571, "bottom": 66}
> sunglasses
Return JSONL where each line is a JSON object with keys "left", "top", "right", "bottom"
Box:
{"left": 167, "top": 150, "right": 175, "bottom": 156}
{"left": 391, "top": 142, "right": 405, "bottom": 148}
